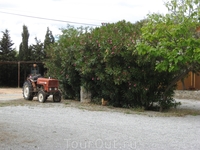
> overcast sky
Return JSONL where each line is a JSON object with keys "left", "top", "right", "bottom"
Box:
{"left": 0, "top": 0, "right": 168, "bottom": 50}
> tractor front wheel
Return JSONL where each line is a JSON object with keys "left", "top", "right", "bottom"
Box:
{"left": 53, "top": 91, "right": 61, "bottom": 102}
{"left": 23, "top": 81, "right": 33, "bottom": 100}
{"left": 38, "top": 91, "right": 46, "bottom": 103}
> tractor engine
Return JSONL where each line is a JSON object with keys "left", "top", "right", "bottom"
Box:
{"left": 37, "top": 78, "right": 59, "bottom": 93}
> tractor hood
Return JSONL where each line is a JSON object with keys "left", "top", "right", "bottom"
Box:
{"left": 37, "top": 78, "right": 59, "bottom": 88}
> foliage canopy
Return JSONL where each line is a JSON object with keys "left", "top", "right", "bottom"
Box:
{"left": 136, "top": 0, "right": 200, "bottom": 110}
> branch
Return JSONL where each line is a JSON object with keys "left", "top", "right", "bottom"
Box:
{"left": 164, "top": 66, "right": 193, "bottom": 95}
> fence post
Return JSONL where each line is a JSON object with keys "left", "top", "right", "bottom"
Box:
{"left": 18, "top": 61, "right": 20, "bottom": 88}
{"left": 80, "top": 86, "right": 91, "bottom": 103}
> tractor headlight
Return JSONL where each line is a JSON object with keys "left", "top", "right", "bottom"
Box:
{"left": 49, "top": 88, "right": 52, "bottom": 91}
{"left": 55, "top": 88, "right": 57, "bottom": 90}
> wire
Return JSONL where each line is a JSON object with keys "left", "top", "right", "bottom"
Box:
{"left": 1, "top": 8, "right": 110, "bottom": 22}
{"left": 0, "top": 11, "right": 101, "bottom": 26}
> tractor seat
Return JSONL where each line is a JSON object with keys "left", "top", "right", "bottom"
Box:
{"left": 30, "top": 74, "right": 42, "bottom": 82}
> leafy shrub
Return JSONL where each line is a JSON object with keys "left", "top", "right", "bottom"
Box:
{"left": 45, "top": 21, "right": 176, "bottom": 111}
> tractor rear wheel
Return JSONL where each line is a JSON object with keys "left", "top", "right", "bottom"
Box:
{"left": 53, "top": 91, "right": 61, "bottom": 102}
{"left": 23, "top": 81, "right": 34, "bottom": 100}
{"left": 38, "top": 90, "right": 46, "bottom": 103}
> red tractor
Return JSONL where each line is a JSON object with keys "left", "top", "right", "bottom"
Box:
{"left": 22, "top": 75, "right": 61, "bottom": 103}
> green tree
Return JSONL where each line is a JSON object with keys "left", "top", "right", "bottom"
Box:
{"left": 136, "top": 0, "right": 200, "bottom": 111}
{"left": 30, "top": 37, "right": 44, "bottom": 61}
{"left": 0, "top": 29, "right": 17, "bottom": 86}
{"left": 44, "top": 27, "right": 54, "bottom": 58}
{"left": 18, "top": 25, "right": 31, "bottom": 61}
{"left": 0, "top": 29, "right": 16, "bottom": 61}
{"left": 18, "top": 25, "right": 32, "bottom": 81}
{"left": 44, "top": 27, "right": 55, "bottom": 48}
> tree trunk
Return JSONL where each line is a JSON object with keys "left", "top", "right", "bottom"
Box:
{"left": 181, "top": 78, "right": 186, "bottom": 90}
{"left": 160, "top": 68, "right": 192, "bottom": 112}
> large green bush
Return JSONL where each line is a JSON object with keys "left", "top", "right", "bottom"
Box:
{"left": 45, "top": 21, "right": 176, "bottom": 110}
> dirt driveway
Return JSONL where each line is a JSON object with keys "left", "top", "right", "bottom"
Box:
{"left": 0, "top": 88, "right": 22, "bottom": 94}
{"left": 0, "top": 88, "right": 22, "bottom": 101}
{"left": 0, "top": 88, "right": 200, "bottom": 150}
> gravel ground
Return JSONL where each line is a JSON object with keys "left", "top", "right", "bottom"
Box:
{"left": 0, "top": 88, "right": 200, "bottom": 150}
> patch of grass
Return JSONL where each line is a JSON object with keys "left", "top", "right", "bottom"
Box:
{"left": 0, "top": 99, "right": 37, "bottom": 107}
{"left": 0, "top": 101, "right": 25, "bottom": 107}
{"left": 68, "top": 101, "right": 200, "bottom": 117}
{"left": 77, "top": 106, "right": 85, "bottom": 110}
{"left": 1, "top": 99, "right": 200, "bottom": 117}
{"left": 107, "top": 105, "right": 115, "bottom": 109}
{"left": 166, "top": 108, "right": 200, "bottom": 117}
{"left": 77, "top": 103, "right": 106, "bottom": 112}
{"left": 131, "top": 107, "right": 145, "bottom": 112}
{"left": 123, "top": 107, "right": 145, "bottom": 115}
{"left": 64, "top": 102, "right": 70, "bottom": 105}
{"left": 124, "top": 111, "right": 131, "bottom": 114}
{"left": 0, "top": 102, "right": 9, "bottom": 107}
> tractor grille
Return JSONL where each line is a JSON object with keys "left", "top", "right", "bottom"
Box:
{"left": 48, "top": 80, "right": 59, "bottom": 87}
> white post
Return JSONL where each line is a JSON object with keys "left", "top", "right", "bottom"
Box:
{"left": 80, "top": 86, "right": 91, "bottom": 103}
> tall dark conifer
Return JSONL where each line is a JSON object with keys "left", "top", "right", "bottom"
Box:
{"left": 18, "top": 25, "right": 31, "bottom": 81}
{"left": 0, "top": 29, "right": 15, "bottom": 61}
{"left": 44, "top": 27, "right": 54, "bottom": 58}
{"left": 31, "top": 37, "right": 44, "bottom": 61}
{"left": 19, "top": 25, "right": 30, "bottom": 61}
{"left": 0, "top": 29, "right": 17, "bottom": 86}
